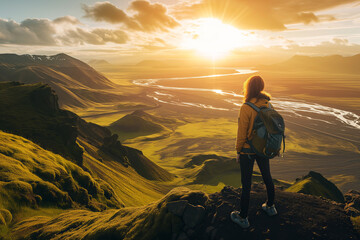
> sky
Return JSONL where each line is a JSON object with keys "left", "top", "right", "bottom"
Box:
{"left": 0, "top": 0, "right": 360, "bottom": 65}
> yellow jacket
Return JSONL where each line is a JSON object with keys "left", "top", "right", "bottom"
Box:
{"left": 236, "top": 97, "right": 271, "bottom": 154}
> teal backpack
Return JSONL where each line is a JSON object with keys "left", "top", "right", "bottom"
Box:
{"left": 245, "top": 102, "right": 285, "bottom": 159}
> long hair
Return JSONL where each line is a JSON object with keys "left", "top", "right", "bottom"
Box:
{"left": 243, "top": 75, "right": 271, "bottom": 103}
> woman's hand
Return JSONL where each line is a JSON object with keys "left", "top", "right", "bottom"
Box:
{"left": 236, "top": 153, "right": 241, "bottom": 163}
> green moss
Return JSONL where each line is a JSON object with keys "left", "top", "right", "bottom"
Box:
{"left": 286, "top": 171, "right": 344, "bottom": 203}
{"left": 0, "top": 130, "right": 123, "bottom": 226}
{"left": 0, "top": 82, "right": 83, "bottom": 165}
{"left": 13, "top": 187, "right": 206, "bottom": 240}
{"left": 351, "top": 216, "right": 360, "bottom": 234}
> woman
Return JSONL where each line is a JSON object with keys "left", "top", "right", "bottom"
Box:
{"left": 230, "top": 75, "right": 277, "bottom": 229}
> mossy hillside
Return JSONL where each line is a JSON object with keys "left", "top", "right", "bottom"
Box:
{"left": 13, "top": 187, "right": 208, "bottom": 240}
{"left": 77, "top": 118, "right": 174, "bottom": 182}
{"left": 286, "top": 171, "right": 345, "bottom": 203}
{"left": 352, "top": 216, "right": 360, "bottom": 234}
{"left": 81, "top": 144, "right": 172, "bottom": 207}
{"left": 0, "top": 130, "right": 123, "bottom": 225}
{"left": 0, "top": 82, "right": 83, "bottom": 165}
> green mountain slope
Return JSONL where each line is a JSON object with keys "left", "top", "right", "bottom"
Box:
{"left": 0, "top": 130, "right": 123, "bottom": 225}
{"left": 0, "top": 82, "right": 83, "bottom": 165}
{"left": 286, "top": 171, "right": 345, "bottom": 203}
{"left": 0, "top": 82, "right": 174, "bottom": 207}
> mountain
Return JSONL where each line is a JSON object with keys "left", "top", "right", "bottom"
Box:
{"left": 0, "top": 130, "right": 123, "bottom": 223}
{"left": 286, "top": 171, "right": 345, "bottom": 203}
{"left": 108, "top": 110, "right": 177, "bottom": 141}
{"left": 0, "top": 82, "right": 83, "bottom": 165}
{"left": 261, "top": 53, "right": 360, "bottom": 74}
{"left": 12, "top": 186, "right": 360, "bottom": 240}
{"left": 0, "top": 53, "right": 123, "bottom": 108}
{"left": 0, "top": 82, "right": 174, "bottom": 208}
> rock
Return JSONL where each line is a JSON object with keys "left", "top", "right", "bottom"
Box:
{"left": 213, "top": 202, "right": 233, "bottom": 223}
{"left": 210, "top": 228, "right": 218, "bottom": 240}
{"left": 177, "top": 232, "right": 189, "bottom": 240}
{"left": 186, "top": 228, "right": 195, "bottom": 238}
{"left": 171, "top": 215, "right": 184, "bottom": 233}
{"left": 183, "top": 204, "right": 205, "bottom": 228}
{"left": 205, "top": 226, "right": 215, "bottom": 235}
{"left": 345, "top": 206, "right": 360, "bottom": 217}
{"left": 167, "top": 200, "right": 188, "bottom": 216}
{"left": 345, "top": 190, "right": 360, "bottom": 211}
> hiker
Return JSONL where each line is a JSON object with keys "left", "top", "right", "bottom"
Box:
{"left": 231, "top": 75, "right": 282, "bottom": 229}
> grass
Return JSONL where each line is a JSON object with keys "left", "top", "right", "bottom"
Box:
{"left": 286, "top": 171, "right": 344, "bottom": 203}
{"left": 0, "top": 130, "right": 124, "bottom": 226}
{"left": 0, "top": 82, "right": 83, "bottom": 165}
{"left": 351, "top": 216, "right": 360, "bottom": 234}
{"left": 13, "top": 187, "right": 207, "bottom": 240}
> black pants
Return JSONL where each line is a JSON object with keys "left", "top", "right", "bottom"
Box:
{"left": 239, "top": 154, "right": 275, "bottom": 218}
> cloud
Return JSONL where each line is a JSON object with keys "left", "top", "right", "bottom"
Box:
{"left": 60, "top": 28, "right": 128, "bottom": 45}
{"left": 82, "top": 1, "right": 180, "bottom": 32}
{"left": 53, "top": 16, "right": 81, "bottom": 25}
{"left": 172, "top": 0, "right": 358, "bottom": 30}
{"left": 295, "top": 12, "right": 319, "bottom": 24}
{"left": 0, "top": 18, "right": 56, "bottom": 45}
{"left": 0, "top": 17, "right": 128, "bottom": 46}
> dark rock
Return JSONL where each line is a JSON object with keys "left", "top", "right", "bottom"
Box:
{"left": 183, "top": 204, "right": 205, "bottom": 228}
{"left": 186, "top": 228, "right": 195, "bottom": 238}
{"left": 167, "top": 200, "right": 188, "bottom": 216}
{"left": 210, "top": 228, "right": 218, "bottom": 240}
{"left": 345, "top": 206, "right": 360, "bottom": 217}
{"left": 213, "top": 202, "right": 234, "bottom": 223}
{"left": 171, "top": 215, "right": 184, "bottom": 233}
{"left": 177, "top": 232, "right": 189, "bottom": 240}
{"left": 205, "top": 226, "right": 215, "bottom": 235}
{"left": 179, "top": 191, "right": 209, "bottom": 206}
{"left": 345, "top": 190, "right": 360, "bottom": 211}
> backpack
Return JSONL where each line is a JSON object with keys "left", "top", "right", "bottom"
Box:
{"left": 245, "top": 102, "right": 285, "bottom": 159}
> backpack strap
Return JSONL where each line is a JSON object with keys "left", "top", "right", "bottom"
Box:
{"left": 244, "top": 102, "right": 260, "bottom": 112}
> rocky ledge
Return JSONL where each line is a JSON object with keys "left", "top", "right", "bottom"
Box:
{"left": 14, "top": 185, "right": 359, "bottom": 240}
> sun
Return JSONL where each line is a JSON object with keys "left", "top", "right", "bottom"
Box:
{"left": 181, "top": 18, "right": 252, "bottom": 60}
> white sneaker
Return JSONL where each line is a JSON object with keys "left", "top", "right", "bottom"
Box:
{"left": 262, "top": 202, "right": 278, "bottom": 216}
{"left": 230, "top": 211, "right": 250, "bottom": 228}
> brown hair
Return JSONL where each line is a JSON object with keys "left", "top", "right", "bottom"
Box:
{"left": 243, "top": 75, "right": 271, "bottom": 103}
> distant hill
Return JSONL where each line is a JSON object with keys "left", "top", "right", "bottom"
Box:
{"left": 286, "top": 171, "right": 345, "bottom": 203}
{"left": 109, "top": 110, "right": 177, "bottom": 141}
{"left": 0, "top": 53, "right": 123, "bottom": 107}
{"left": 13, "top": 186, "right": 360, "bottom": 240}
{"left": 261, "top": 53, "right": 360, "bottom": 74}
